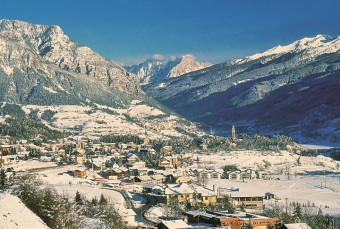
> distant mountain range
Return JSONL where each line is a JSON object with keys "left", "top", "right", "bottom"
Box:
{"left": 125, "top": 54, "right": 211, "bottom": 84}
{"left": 144, "top": 35, "right": 340, "bottom": 144}
{"left": 0, "top": 19, "right": 338, "bottom": 144}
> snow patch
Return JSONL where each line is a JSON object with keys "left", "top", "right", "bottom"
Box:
{"left": 128, "top": 104, "right": 164, "bottom": 117}
{"left": 156, "top": 83, "right": 166, "bottom": 89}
{"left": 43, "top": 86, "right": 58, "bottom": 94}
{"left": 131, "top": 100, "right": 141, "bottom": 105}
{"left": 1, "top": 65, "right": 13, "bottom": 75}
{"left": 233, "top": 78, "right": 252, "bottom": 86}
{"left": 54, "top": 83, "right": 68, "bottom": 93}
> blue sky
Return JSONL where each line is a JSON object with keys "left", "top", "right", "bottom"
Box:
{"left": 2, "top": 0, "right": 340, "bottom": 65}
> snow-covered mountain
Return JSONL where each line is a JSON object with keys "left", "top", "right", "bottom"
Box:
{"left": 144, "top": 35, "right": 340, "bottom": 144}
{"left": 125, "top": 54, "right": 212, "bottom": 84}
{"left": 236, "top": 34, "right": 339, "bottom": 63}
{"left": 0, "top": 19, "right": 143, "bottom": 106}
{"left": 0, "top": 20, "right": 203, "bottom": 139}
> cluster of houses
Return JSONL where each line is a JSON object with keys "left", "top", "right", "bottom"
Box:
{"left": 1, "top": 135, "right": 273, "bottom": 202}
{"left": 1, "top": 134, "right": 290, "bottom": 228}
{"left": 1, "top": 135, "right": 275, "bottom": 205}
{"left": 227, "top": 169, "right": 268, "bottom": 180}
{"left": 183, "top": 211, "right": 278, "bottom": 228}
{"left": 159, "top": 211, "right": 311, "bottom": 229}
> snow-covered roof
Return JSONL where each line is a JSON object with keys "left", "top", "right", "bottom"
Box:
{"left": 143, "top": 183, "right": 157, "bottom": 189}
{"left": 226, "top": 191, "right": 264, "bottom": 198}
{"left": 152, "top": 174, "right": 165, "bottom": 180}
{"left": 284, "top": 223, "right": 312, "bottom": 229}
{"left": 135, "top": 175, "right": 152, "bottom": 181}
{"left": 132, "top": 161, "right": 145, "bottom": 165}
{"left": 193, "top": 185, "right": 216, "bottom": 197}
{"left": 112, "top": 163, "right": 120, "bottom": 169}
{"left": 128, "top": 154, "right": 139, "bottom": 159}
{"left": 160, "top": 219, "right": 192, "bottom": 229}
{"left": 165, "top": 183, "right": 194, "bottom": 195}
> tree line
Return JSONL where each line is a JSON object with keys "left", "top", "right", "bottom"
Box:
{"left": 0, "top": 117, "right": 67, "bottom": 141}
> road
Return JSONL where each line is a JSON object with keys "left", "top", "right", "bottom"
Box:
{"left": 107, "top": 188, "right": 159, "bottom": 227}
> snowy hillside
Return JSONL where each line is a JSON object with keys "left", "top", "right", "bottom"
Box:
{"left": 125, "top": 54, "right": 211, "bottom": 84}
{"left": 19, "top": 100, "right": 203, "bottom": 139}
{"left": 236, "top": 34, "right": 340, "bottom": 64}
{"left": 144, "top": 35, "right": 340, "bottom": 144}
{"left": 0, "top": 193, "right": 49, "bottom": 229}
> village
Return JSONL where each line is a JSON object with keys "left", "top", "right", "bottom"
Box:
{"left": 0, "top": 128, "right": 339, "bottom": 229}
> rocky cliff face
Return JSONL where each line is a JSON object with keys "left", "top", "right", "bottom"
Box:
{"left": 125, "top": 54, "right": 211, "bottom": 84}
{"left": 0, "top": 19, "right": 142, "bottom": 106}
{"left": 144, "top": 35, "right": 340, "bottom": 144}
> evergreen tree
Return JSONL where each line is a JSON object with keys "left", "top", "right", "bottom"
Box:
{"left": 0, "top": 169, "right": 6, "bottom": 190}
{"left": 292, "top": 203, "right": 302, "bottom": 222}
{"left": 75, "top": 190, "right": 83, "bottom": 205}
{"left": 218, "top": 196, "right": 234, "bottom": 212}
{"left": 99, "top": 193, "right": 108, "bottom": 205}
{"left": 91, "top": 197, "right": 98, "bottom": 206}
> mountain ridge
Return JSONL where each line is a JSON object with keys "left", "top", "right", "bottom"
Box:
{"left": 0, "top": 19, "right": 142, "bottom": 104}
{"left": 125, "top": 54, "right": 212, "bottom": 84}
{"left": 144, "top": 35, "right": 340, "bottom": 144}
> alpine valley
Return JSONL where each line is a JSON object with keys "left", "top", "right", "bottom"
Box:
{"left": 144, "top": 35, "right": 340, "bottom": 145}
{"left": 1, "top": 16, "right": 340, "bottom": 229}
{"left": 0, "top": 19, "right": 339, "bottom": 145}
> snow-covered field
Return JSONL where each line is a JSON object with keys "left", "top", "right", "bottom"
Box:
{"left": 9, "top": 160, "right": 58, "bottom": 172}
{"left": 193, "top": 150, "right": 339, "bottom": 174}
{"left": 21, "top": 102, "right": 202, "bottom": 139}
{"left": 36, "top": 166, "right": 128, "bottom": 213}
{"left": 192, "top": 150, "right": 340, "bottom": 215}
{"left": 208, "top": 175, "right": 340, "bottom": 215}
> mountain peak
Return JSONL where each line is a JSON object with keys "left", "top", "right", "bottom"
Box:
{"left": 126, "top": 54, "right": 212, "bottom": 84}
{"left": 0, "top": 19, "right": 42, "bottom": 28}
{"left": 238, "top": 34, "right": 340, "bottom": 64}
{"left": 182, "top": 54, "right": 194, "bottom": 58}
{"left": 167, "top": 54, "right": 211, "bottom": 78}
{"left": 0, "top": 19, "right": 64, "bottom": 37}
